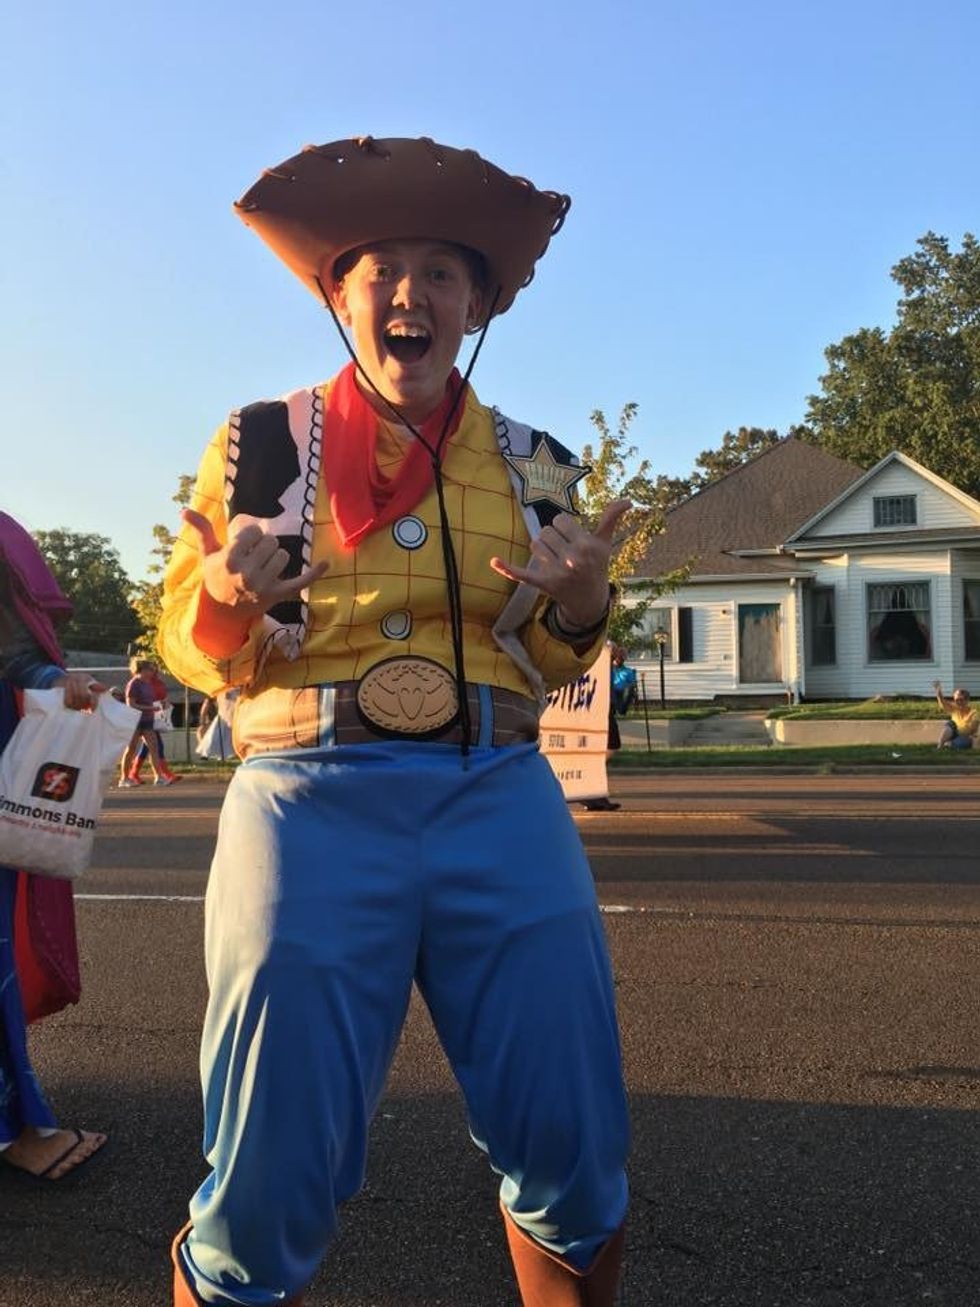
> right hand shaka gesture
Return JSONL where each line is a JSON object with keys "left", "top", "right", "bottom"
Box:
{"left": 182, "top": 509, "right": 329, "bottom": 621}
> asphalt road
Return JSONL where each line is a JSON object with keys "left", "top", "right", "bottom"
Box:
{"left": 2, "top": 772, "right": 979, "bottom": 1306}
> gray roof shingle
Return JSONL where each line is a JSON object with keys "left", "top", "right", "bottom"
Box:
{"left": 633, "top": 437, "right": 864, "bottom": 579}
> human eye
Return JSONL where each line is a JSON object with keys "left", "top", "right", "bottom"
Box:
{"left": 368, "top": 262, "right": 394, "bottom": 282}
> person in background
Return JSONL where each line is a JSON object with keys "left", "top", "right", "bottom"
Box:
{"left": 160, "top": 135, "right": 629, "bottom": 1306}
{"left": 126, "top": 658, "right": 181, "bottom": 784}
{"left": 195, "top": 689, "right": 236, "bottom": 762}
{"left": 611, "top": 643, "right": 638, "bottom": 716}
{"left": 118, "top": 659, "right": 175, "bottom": 786}
{"left": 0, "top": 512, "right": 107, "bottom": 1179}
{"left": 933, "top": 681, "right": 978, "bottom": 750}
{"left": 196, "top": 695, "right": 216, "bottom": 738}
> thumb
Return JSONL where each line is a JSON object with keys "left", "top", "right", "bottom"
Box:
{"left": 593, "top": 498, "right": 633, "bottom": 543}
{"left": 181, "top": 508, "right": 221, "bottom": 556}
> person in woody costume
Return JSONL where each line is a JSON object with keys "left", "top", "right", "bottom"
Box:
{"left": 160, "top": 135, "right": 630, "bottom": 1306}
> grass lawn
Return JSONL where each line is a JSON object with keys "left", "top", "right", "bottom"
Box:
{"left": 611, "top": 742, "right": 979, "bottom": 769}
{"left": 767, "top": 698, "right": 943, "bottom": 720}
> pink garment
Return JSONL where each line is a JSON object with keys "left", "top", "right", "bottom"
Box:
{"left": 15, "top": 870, "right": 80, "bottom": 1023}
{"left": 148, "top": 672, "right": 168, "bottom": 702}
{"left": 0, "top": 514, "right": 79, "bottom": 1022}
{"left": 0, "top": 511, "right": 71, "bottom": 669}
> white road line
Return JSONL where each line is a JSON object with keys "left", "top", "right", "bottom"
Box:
{"left": 75, "top": 893, "right": 205, "bottom": 902}
{"left": 74, "top": 894, "right": 644, "bottom": 912}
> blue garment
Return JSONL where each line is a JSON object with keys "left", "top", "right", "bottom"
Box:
{"left": 611, "top": 664, "right": 637, "bottom": 716}
{"left": 0, "top": 680, "right": 58, "bottom": 1144}
{"left": 945, "top": 719, "right": 974, "bottom": 750}
{"left": 181, "top": 740, "right": 629, "bottom": 1305}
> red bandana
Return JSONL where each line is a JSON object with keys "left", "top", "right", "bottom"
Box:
{"left": 323, "top": 363, "right": 467, "bottom": 548}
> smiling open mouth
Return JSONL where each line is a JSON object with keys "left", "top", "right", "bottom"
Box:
{"left": 384, "top": 327, "right": 431, "bottom": 364}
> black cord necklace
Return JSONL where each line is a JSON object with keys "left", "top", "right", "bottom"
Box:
{"left": 315, "top": 276, "right": 502, "bottom": 758}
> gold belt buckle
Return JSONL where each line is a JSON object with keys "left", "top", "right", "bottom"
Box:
{"left": 356, "top": 657, "right": 459, "bottom": 738}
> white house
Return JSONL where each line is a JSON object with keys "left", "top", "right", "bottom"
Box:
{"left": 625, "top": 439, "right": 980, "bottom": 702}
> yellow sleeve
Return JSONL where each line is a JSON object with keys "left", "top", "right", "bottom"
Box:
{"left": 156, "top": 423, "right": 266, "bottom": 695}
{"left": 517, "top": 476, "right": 609, "bottom": 690}
{"left": 522, "top": 596, "right": 609, "bottom": 692}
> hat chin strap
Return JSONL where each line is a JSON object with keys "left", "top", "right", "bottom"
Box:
{"left": 314, "top": 274, "right": 502, "bottom": 761}
{"left": 313, "top": 274, "right": 499, "bottom": 442}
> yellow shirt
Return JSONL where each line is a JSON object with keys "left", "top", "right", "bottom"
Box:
{"left": 158, "top": 381, "right": 603, "bottom": 699}
{"left": 952, "top": 706, "right": 979, "bottom": 737}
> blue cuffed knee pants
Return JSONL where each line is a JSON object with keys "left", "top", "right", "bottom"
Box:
{"left": 181, "top": 741, "right": 629, "bottom": 1305}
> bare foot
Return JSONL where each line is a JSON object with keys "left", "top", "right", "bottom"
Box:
{"left": 2, "top": 1127, "right": 107, "bottom": 1180}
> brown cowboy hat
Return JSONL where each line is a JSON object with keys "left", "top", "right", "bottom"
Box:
{"left": 234, "top": 136, "right": 570, "bottom": 327}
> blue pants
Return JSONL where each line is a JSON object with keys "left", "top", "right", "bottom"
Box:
{"left": 182, "top": 742, "right": 629, "bottom": 1305}
{"left": 136, "top": 730, "right": 165, "bottom": 763}
{"left": 944, "top": 720, "right": 974, "bottom": 750}
{"left": 0, "top": 868, "right": 58, "bottom": 1144}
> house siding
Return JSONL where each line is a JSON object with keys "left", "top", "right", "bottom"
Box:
{"left": 626, "top": 450, "right": 980, "bottom": 705}
{"left": 951, "top": 549, "right": 980, "bottom": 689}
{"left": 800, "top": 556, "right": 848, "bottom": 699}
{"left": 804, "top": 549, "right": 951, "bottom": 698}
{"left": 625, "top": 580, "right": 796, "bottom": 700}
{"left": 803, "top": 462, "right": 980, "bottom": 539}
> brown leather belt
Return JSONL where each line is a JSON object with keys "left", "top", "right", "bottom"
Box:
{"left": 233, "top": 675, "right": 540, "bottom": 760}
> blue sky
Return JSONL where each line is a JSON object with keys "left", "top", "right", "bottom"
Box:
{"left": 3, "top": 0, "right": 979, "bottom": 585}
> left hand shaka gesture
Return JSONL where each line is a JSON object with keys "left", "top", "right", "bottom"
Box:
{"left": 490, "top": 499, "right": 632, "bottom": 629}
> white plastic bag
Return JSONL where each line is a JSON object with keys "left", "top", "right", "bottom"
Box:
{"left": 153, "top": 701, "right": 174, "bottom": 733}
{"left": 0, "top": 688, "right": 140, "bottom": 879}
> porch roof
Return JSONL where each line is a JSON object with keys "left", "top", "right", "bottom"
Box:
{"left": 790, "top": 525, "right": 980, "bottom": 552}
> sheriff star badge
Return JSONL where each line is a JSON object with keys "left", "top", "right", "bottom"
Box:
{"left": 502, "top": 435, "right": 591, "bottom": 513}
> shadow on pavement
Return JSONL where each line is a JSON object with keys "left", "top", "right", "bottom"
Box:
{"left": 2, "top": 1081, "right": 978, "bottom": 1306}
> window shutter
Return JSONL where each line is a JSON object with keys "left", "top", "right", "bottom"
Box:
{"left": 678, "top": 607, "right": 693, "bottom": 662}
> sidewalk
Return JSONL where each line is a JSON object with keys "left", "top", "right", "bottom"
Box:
{"left": 612, "top": 710, "right": 979, "bottom": 774}
{"left": 619, "top": 710, "right": 771, "bottom": 749}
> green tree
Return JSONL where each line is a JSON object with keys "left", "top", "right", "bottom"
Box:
{"left": 131, "top": 473, "right": 195, "bottom": 663}
{"left": 798, "top": 232, "right": 980, "bottom": 494}
{"left": 689, "top": 426, "right": 781, "bottom": 489}
{"left": 33, "top": 529, "right": 141, "bottom": 654}
{"left": 578, "top": 404, "right": 690, "bottom": 647}
{"left": 578, "top": 409, "right": 781, "bottom": 647}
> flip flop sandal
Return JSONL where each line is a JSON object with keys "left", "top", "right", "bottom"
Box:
{"left": 2, "top": 1128, "right": 107, "bottom": 1182}
{"left": 38, "top": 1128, "right": 107, "bottom": 1180}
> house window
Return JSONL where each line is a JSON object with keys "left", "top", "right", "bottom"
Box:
{"left": 965, "top": 580, "right": 980, "bottom": 661}
{"left": 873, "top": 495, "right": 917, "bottom": 527}
{"left": 648, "top": 608, "right": 672, "bottom": 659}
{"left": 867, "top": 581, "right": 932, "bottom": 661}
{"left": 809, "top": 586, "right": 836, "bottom": 665}
{"left": 633, "top": 607, "right": 693, "bottom": 662}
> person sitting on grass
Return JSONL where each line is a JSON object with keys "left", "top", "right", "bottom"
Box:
{"left": 933, "top": 681, "right": 979, "bottom": 750}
